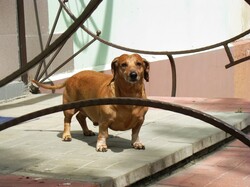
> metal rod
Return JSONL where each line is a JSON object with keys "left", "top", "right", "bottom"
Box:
{"left": 45, "top": 4, "right": 63, "bottom": 48}
{"left": 40, "top": 31, "right": 100, "bottom": 83}
{"left": 37, "top": 41, "right": 67, "bottom": 81}
{"left": 225, "top": 56, "right": 250, "bottom": 69}
{"left": 1, "top": 97, "right": 250, "bottom": 147}
{"left": 0, "top": 0, "right": 103, "bottom": 87}
{"left": 167, "top": 54, "right": 177, "bottom": 97}
{"left": 33, "top": 0, "right": 49, "bottom": 80}
{"left": 16, "top": 0, "right": 28, "bottom": 84}
{"left": 223, "top": 44, "right": 234, "bottom": 63}
{"left": 60, "top": 0, "right": 250, "bottom": 56}
{"left": 35, "top": 3, "right": 63, "bottom": 80}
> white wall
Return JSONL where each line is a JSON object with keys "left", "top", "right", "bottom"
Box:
{"left": 47, "top": 0, "right": 250, "bottom": 81}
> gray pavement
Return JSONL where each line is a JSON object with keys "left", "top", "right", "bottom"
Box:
{"left": 0, "top": 93, "right": 249, "bottom": 187}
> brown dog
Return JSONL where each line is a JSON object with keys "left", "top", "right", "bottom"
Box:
{"left": 32, "top": 54, "right": 149, "bottom": 152}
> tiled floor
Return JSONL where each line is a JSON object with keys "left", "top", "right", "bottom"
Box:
{"left": 150, "top": 133, "right": 250, "bottom": 187}
{"left": 1, "top": 95, "right": 250, "bottom": 186}
{"left": 0, "top": 175, "right": 99, "bottom": 187}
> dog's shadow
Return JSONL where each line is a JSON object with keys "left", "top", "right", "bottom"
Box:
{"left": 57, "top": 131, "right": 132, "bottom": 153}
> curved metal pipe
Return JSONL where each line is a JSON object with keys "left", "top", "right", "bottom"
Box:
{"left": 167, "top": 54, "right": 177, "bottom": 97}
{"left": 1, "top": 97, "right": 249, "bottom": 147}
{"left": 60, "top": 0, "right": 250, "bottom": 56}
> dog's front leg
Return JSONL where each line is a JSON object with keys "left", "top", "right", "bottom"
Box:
{"left": 96, "top": 123, "right": 109, "bottom": 152}
{"left": 131, "top": 124, "right": 145, "bottom": 150}
{"left": 63, "top": 122, "right": 72, "bottom": 141}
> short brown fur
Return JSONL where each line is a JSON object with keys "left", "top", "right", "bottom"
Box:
{"left": 32, "top": 54, "right": 149, "bottom": 152}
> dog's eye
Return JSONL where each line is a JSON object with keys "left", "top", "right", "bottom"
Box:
{"left": 136, "top": 62, "right": 142, "bottom": 67}
{"left": 121, "top": 63, "right": 128, "bottom": 68}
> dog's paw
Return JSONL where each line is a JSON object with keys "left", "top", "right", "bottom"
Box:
{"left": 62, "top": 134, "right": 72, "bottom": 141}
{"left": 96, "top": 144, "right": 108, "bottom": 152}
{"left": 132, "top": 142, "right": 145, "bottom": 150}
{"left": 84, "top": 130, "right": 95, "bottom": 136}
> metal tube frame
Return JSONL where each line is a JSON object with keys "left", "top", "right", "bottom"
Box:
{"left": 33, "top": 0, "right": 49, "bottom": 79}
{"left": 39, "top": 30, "right": 101, "bottom": 83}
{"left": 0, "top": 97, "right": 250, "bottom": 147}
{"left": 59, "top": 0, "right": 250, "bottom": 96}
{"left": 0, "top": 0, "right": 250, "bottom": 149}
{"left": 34, "top": 2, "right": 64, "bottom": 81}
{"left": 16, "top": 0, "right": 28, "bottom": 84}
{"left": 0, "top": 0, "right": 103, "bottom": 88}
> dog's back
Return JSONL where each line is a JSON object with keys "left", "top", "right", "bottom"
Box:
{"left": 63, "top": 70, "right": 113, "bottom": 102}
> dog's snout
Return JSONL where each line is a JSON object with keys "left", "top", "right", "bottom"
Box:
{"left": 129, "top": 71, "right": 138, "bottom": 82}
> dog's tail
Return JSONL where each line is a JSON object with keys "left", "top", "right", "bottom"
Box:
{"left": 32, "top": 80, "right": 66, "bottom": 90}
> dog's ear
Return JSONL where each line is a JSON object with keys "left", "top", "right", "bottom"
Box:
{"left": 111, "top": 57, "right": 118, "bottom": 82}
{"left": 143, "top": 58, "right": 150, "bottom": 82}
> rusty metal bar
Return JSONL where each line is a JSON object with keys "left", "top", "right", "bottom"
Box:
{"left": 37, "top": 41, "right": 67, "bottom": 81}
{"left": 60, "top": 0, "right": 250, "bottom": 56}
{"left": 167, "top": 54, "right": 177, "bottom": 97}
{"left": 35, "top": 2, "right": 64, "bottom": 81}
{"left": 223, "top": 44, "right": 234, "bottom": 64}
{"left": 0, "top": 0, "right": 103, "bottom": 88}
{"left": 39, "top": 31, "right": 101, "bottom": 83}
{"left": 35, "top": 1, "right": 100, "bottom": 82}
{"left": 223, "top": 44, "right": 250, "bottom": 69}
{"left": 2, "top": 0, "right": 249, "bottom": 92}
{"left": 16, "top": 0, "right": 28, "bottom": 84}
{"left": 1, "top": 97, "right": 249, "bottom": 147}
{"left": 225, "top": 55, "right": 250, "bottom": 69}
{"left": 60, "top": 0, "right": 250, "bottom": 97}
{"left": 46, "top": 4, "right": 63, "bottom": 48}
{"left": 33, "top": 0, "right": 49, "bottom": 80}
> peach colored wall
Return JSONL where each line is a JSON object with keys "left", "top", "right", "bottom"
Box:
{"left": 0, "top": 0, "right": 19, "bottom": 80}
{"left": 39, "top": 40, "right": 250, "bottom": 99}
{"left": 146, "top": 48, "right": 235, "bottom": 97}
{"left": 146, "top": 40, "right": 250, "bottom": 99}
{"left": 233, "top": 40, "right": 250, "bottom": 99}
{"left": 0, "top": 1, "right": 74, "bottom": 81}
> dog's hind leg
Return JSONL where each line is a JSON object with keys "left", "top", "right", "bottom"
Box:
{"left": 76, "top": 112, "right": 95, "bottom": 136}
{"left": 62, "top": 109, "right": 75, "bottom": 141}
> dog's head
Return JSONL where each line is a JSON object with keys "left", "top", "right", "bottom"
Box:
{"left": 111, "top": 54, "right": 149, "bottom": 84}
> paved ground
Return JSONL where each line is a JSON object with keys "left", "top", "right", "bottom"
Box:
{"left": 0, "top": 93, "right": 249, "bottom": 186}
{"left": 147, "top": 133, "right": 250, "bottom": 187}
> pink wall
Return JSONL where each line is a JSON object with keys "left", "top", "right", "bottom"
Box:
{"left": 39, "top": 40, "right": 250, "bottom": 99}
{"left": 146, "top": 48, "right": 234, "bottom": 97}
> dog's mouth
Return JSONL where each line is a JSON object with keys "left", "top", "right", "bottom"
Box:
{"left": 128, "top": 79, "right": 138, "bottom": 84}
{"left": 124, "top": 77, "right": 138, "bottom": 84}
{"left": 126, "top": 72, "right": 140, "bottom": 84}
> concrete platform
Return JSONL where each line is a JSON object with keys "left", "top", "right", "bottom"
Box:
{"left": 0, "top": 81, "right": 27, "bottom": 102}
{"left": 0, "top": 94, "right": 249, "bottom": 186}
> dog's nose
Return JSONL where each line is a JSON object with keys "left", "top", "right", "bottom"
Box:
{"left": 130, "top": 72, "right": 138, "bottom": 81}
